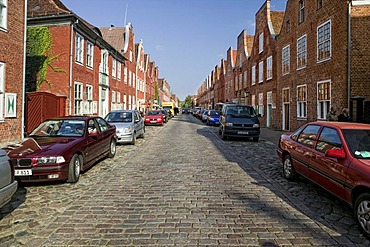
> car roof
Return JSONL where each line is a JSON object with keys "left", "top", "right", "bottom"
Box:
{"left": 308, "top": 121, "right": 370, "bottom": 130}
{"left": 46, "top": 116, "right": 92, "bottom": 121}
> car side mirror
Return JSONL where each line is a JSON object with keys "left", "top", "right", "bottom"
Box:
{"left": 326, "top": 149, "right": 346, "bottom": 159}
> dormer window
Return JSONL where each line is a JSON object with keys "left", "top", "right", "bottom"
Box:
{"left": 259, "top": 33, "right": 264, "bottom": 54}
{"left": 286, "top": 20, "right": 290, "bottom": 33}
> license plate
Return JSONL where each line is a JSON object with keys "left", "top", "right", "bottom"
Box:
{"left": 150, "top": 121, "right": 156, "bottom": 123}
{"left": 15, "top": 169, "right": 32, "bottom": 176}
{"left": 238, "top": 131, "right": 249, "bottom": 135}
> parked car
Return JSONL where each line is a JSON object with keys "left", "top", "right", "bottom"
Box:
{"left": 206, "top": 110, "right": 220, "bottom": 126}
{"left": 144, "top": 110, "right": 165, "bottom": 126}
{"left": 218, "top": 104, "right": 260, "bottom": 141}
{"left": 277, "top": 121, "right": 370, "bottom": 238}
{"left": 0, "top": 149, "right": 17, "bottom": 208}
{"left": 3, "top": 116, "right": 117, "bottom": 183}
{"left": 105, "top": 110, "right": 145, "bottom": 145}
{"left": 159, "top": 109, "right": 169, "bottom": 123}
{"left": 201, "top": 110, "right": 209, "bottom": 122}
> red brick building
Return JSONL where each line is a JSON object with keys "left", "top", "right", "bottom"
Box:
{"left": 224, "top": 47, "right": 237, "bottom": 103}
{"left": 276, "top": 0, "right": 370, "bottom": 130}
{"left": 0, "top": 0, "right": 26, "bottom": 143}
{"left": 27, "top": 0, "right": 126, "bottom": 119}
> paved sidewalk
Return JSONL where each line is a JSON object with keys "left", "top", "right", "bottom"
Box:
{"left": 259, "top": 127, "right": 287, "bottom": 145}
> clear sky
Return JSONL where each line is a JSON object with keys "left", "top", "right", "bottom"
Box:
{"left": 62, "top": 0, "right": 287, "bottom": 101}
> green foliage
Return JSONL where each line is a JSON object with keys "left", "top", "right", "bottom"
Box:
{"left": 183, "top": 95, "right": 193, "bottom": 108}
{"left": 26, "top": 27, "right": 65, "bottom": 92}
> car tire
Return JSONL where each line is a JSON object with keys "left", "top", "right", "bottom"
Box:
{"left": 283, "top": 154, "right": 296, "bottom": 181}
{"left": 355, "top": 193, "right": 370, "bottom": 239}
{"left": 131, "top": 134, "right": 136, "bottom": 145}
{"left": 67, "top": 154, "right": 82, "bottom": 183}
{"left": 108, "top": 139, "right": 116, "bottom": 158}
{"left": 253, "top": 136, "right": 259, "bottom": 142}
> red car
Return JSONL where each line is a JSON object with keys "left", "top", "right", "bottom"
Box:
{"left": 277, "top": 121, "right": 370, "bottom": 238}
{"left": 3, "top": 116, "right": 117, "bottom": 183}
{"left": 144, "top": 110, "right": 164, "bottom": 126}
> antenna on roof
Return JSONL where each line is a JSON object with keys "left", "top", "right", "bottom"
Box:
{"left": 124, "top": 3, "right": 128, "bottom": 26}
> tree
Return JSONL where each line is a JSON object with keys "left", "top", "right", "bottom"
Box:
{"left": 183, "top": 95, "right": 192, "bottom": 108}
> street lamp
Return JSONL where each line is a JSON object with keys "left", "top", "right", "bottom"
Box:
{"left": 244, "top": 88, "right": 249, "bottom": 98}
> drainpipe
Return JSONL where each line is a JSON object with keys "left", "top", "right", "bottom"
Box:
{"left": 347, "top": 1, "right": 351, "bottom": 108}
{"left": 22, "top": 0, "right": 28, "bottom": 138}
{"left": 69, "top": 20, "right": 77, "bottom": 115}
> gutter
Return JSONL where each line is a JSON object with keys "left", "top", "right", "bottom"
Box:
{"left": 22, "top": 0, "right": 28, "bottom": 138}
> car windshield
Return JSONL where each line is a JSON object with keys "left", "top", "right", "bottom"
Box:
{"left": 225, "top": 106, "right": 257, "bottom": 117}
{"left": 147, "top": 111, "right": 161, "bottom": 115}
{"left": 30, "top": 119, "right": 86, "bottom": 137}
{"left": 105, "top": 112, "right": 133, "bottom": 123}
{"left": 342, "top": 129, "right": 370, "bottom": 159}
{"left": 210, "top": 110, "right": 220, "bottom": 116}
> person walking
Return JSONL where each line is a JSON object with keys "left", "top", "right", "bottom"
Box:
{"left": 338, "top": 108, "right": 350, "bottom": 122}
{"left": 326, "top": 106, "right": 338, "bottom": 121}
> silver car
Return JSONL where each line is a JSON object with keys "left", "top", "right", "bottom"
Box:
{"left": 105, "top": 110, "right": 145, "bottom": 145}
{"left": 0, "top": 149, "right": 17, "bottom": 208}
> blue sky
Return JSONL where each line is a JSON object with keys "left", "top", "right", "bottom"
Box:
{"left": 62, "top": 0, "right": 287, "bottom": 101}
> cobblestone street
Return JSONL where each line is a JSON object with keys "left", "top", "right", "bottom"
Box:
{"left": 0, "top": 114, "right": 369, "bottom": 246}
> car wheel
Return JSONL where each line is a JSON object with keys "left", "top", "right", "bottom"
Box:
{"left": 355, "top": 193, "right": 370, "bottom": 238}
{"left": 108, "top": 138, "right": 116, "bottom": 158}
{"left": 67, "top": 154, "right": 82, "bottom": 183}
{"left": 283, "top": 154, "right": 296, "bottom": 181}
{"left": 131, "top": 133, "right": 136, "bottom": 145}
{"left": 253, "top": 136, "right": 259, "bottom": 142}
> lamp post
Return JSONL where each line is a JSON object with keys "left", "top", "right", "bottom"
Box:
{"left": 244, "top": 88, "right": 249, "bottom": 105}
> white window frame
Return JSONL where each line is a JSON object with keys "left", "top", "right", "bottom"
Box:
{"left": 124, "top": 94, "right": 127, "bottom": 110}
{"left": 133, "top": 72, "right": 136, "bottom": 88}
{"left": 0, "top": 63, "right": 5, "bottom": 120}
{"left": 128, "top": 95, "right": 132, "bottom": 110}
{"left": 259, "top": 32, "right": 264, "bottom": 54}
{"left": 86, "top": 84, "right": 93, "bottom": 114}
{"left": 0, "top": 0, "right": 8, "bottom": 31}
{"left": 86, "top": 41, "right": 94, "bottom": 68}
{"left": 266, "top": 56, "right": 272, "bottom": 80}
{"left": 282, "top": 45, "right": 290, "bottom": 75}
{"left": 129, "top": 50, "right": 133, "bottom": 62}
{"left": 112, "top": 58, "right": 117, "bottom": 79}
{"left": 297, "top": 35, "right": 307, "bottom": 69}
{"left": 117, "top": 92, "right": 121, "bottom": 103}
{"left": 258, "top": 93, "right": 264, "bottom": 116}
{"left": 74, "top": 82, "right": 83, "bottom": 115}
{"left": 101, "top": 51, "right": 108, "bottom": 74}
{"left": 297, "top": 84, "right": 307, "bottom": 118}
{"left": 317, "top": 80, "right": 331, "bottom": 120}
{"left": 251, "top": 66, "right": 256, "bottom": 85}
{"left": 75, "top": 33, "right": 84, "bottom": 64}
{"left": 258, "top": 61, "right": 263, "bottom": 83}
{"left": 317, "top": 20, "right": 331, "bottom": 62}
{"left": 129, "top": 71, "right": 132, "bottom": 86}
{"left": 117, "top": 61, "right": 121, "bottom": 81}
{"left": 299, "top": 0, "right": 305, "bottom": 23}
{"left": 112, "top": 91, "right": 116, "bottom": 103}
{"left": 124, "top": 67, "right": 128, "bottom": 84}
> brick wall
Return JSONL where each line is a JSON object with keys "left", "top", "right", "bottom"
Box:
{"left": 0, "top": 0, "right": 25, "bottom": 145}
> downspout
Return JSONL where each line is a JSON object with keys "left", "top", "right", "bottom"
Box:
{"left": 69, "top": 20, "right": 76, "bottom": 115}
{"left": 347, "top": 1, "right": 351, "bottom": 108}
{"left": 22, "top": 0, "right": 28, "bottom": 139}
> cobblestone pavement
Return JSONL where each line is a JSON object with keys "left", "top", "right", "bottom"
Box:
{"left": 0, "top": 114, "right": 369, "bottom": 246}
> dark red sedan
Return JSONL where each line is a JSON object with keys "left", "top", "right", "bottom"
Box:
{"left": 144, "top": 110, "right": 164, "bottom": 126}
{"left": 3, "top": 116, "right": 117, "bottom": 183}
{"left": 277, "top": 121, "right": 370, "bottom": 238}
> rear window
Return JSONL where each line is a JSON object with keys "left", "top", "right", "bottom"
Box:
{"left": 343, "top": 129, "right": 370, "bottom": 159}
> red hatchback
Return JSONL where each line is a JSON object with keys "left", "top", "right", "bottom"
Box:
{"left": 277, "top": 121, "right": 370, "bottom": 237}
{"left": 144, "top": 110, "right": 164, "bottom": 126}
{"left": 3, "top": 116, "right": 117, "bottom": 183}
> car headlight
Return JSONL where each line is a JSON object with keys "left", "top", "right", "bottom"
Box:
{"left": 36, "top": 156, "right": 65, "bottom": 164}
{"left": 225, "top": 122, "right": 233, "bottom": 127}
{"left": 253, "top": 124, "right": 260, "bottom": 128}
{"left": 123, "top": 126, "right": 133, "bottom": 133}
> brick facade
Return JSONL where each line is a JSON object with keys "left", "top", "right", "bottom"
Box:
{"left": 0, "top": 0, "right": 26, "bottom": 143}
